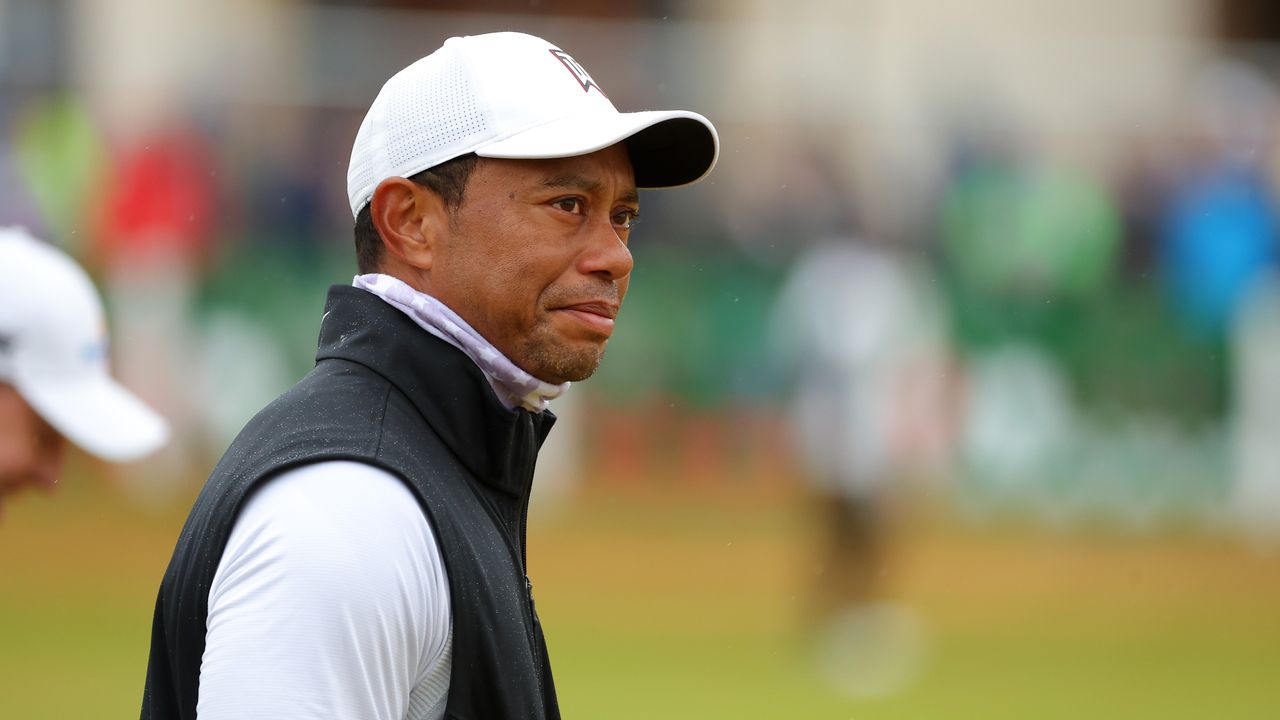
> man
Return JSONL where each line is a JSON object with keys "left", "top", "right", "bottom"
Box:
{"left": 0, "top": 227, "right": 169, "bottom": 517}
{"left": 769, "top": 235, "right": 946, "bottom": 697}
{"left": 142, "top": 32, "right": 718, "bottom": 720}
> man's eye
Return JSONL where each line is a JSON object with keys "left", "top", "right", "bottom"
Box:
{"left": 612, "top": 209, "right": 639, "bottom": 229}
{"left": 553, "top": 198, "right": 583, "bottom": 214}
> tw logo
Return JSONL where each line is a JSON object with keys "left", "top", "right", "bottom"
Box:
{"left": 549, "top": 49, "right": 606, "bottom": 97}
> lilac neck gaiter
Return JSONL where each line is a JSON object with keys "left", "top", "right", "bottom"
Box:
{"left": 353, "top": 273, "right": 568, "bottom": 413}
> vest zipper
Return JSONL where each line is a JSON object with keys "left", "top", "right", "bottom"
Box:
{"left": 516, "top": 423, "right": 544, "bottom": 686}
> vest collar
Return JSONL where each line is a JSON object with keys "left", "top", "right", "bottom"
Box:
{"left": 315, "top": 285, "right": 556, "bottom": 497}
{"left": 352, "top": 273, "right": 569, "bottom": 412}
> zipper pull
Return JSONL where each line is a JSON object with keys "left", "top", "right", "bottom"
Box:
{"left": 526, "top": 575, "right": 538, "bottom": 616}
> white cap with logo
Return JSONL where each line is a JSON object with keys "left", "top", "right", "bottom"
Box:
{"left": 347, "top": 31, "right": 720, "bottom": 218}
{"left": 0, "top": 227, "right": 169, "bottom": 461}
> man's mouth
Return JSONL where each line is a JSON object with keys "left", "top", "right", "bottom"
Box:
{"left": 553, "top": 301, "right": 619, "bottom": 337}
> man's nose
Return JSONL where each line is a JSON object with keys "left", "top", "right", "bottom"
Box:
{"left": 577, "top": 214, "right": 634, "bottom": 281}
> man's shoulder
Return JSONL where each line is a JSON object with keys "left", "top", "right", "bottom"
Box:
{"left": 246, "top": 359, "right": 393, "bottom": 433}
{"left": 210, "top": 359, "right": 396, "bottom": 480}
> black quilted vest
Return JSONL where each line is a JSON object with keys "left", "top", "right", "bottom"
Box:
{"left": 141, "top": 285, "right": 560, "bottom": 720}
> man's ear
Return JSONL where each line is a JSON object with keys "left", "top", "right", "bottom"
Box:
{"left": 369, "top": 177, "right": 449, "bottom": 271}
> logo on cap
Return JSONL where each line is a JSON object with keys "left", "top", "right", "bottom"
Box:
{"left": 80, "top": 338, "right": 107, "bottom": 366}
{"left": 549, "top": 49, "right": 605, "bottom": 96}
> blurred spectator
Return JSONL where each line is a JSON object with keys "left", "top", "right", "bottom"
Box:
{"left": 95, "top": 116, "right": 218, "bottom": 490}
{"left": 1159, "top": 151, "right": 1279, "bottom": 340}
{"left": 97, "top": 118, "right": 217, "bottom": 266}
{"left": 1158, "top": 60, "right": 1280, "bottom": 341}
{"left": 769, "top": 235, "right": 949, "bottom": 696}
{"left": 935, "top": 129, "right": 1120, "bottom": 364}
{"left": 10, "top": 92, "right": 106, "bottom": 253}
{"left": 1165, "top": 60, "right": 1280, "bottom": 545}
{"left": 0, "top": 227, "right": 168, "bottom": 517}
{"left": 234, "top": 106, "right": 329, "bottom": 253}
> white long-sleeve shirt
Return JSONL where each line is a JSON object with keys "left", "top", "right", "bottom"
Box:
{"left": 197, "top": 460, "right": 452, "bottom": 719}
{"left": 197, "top": 279, "right": 565, "bottom": 718}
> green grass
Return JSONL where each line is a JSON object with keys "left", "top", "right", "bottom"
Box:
{"left": 2, "top": 472, "right": 1278, "bottom": 719}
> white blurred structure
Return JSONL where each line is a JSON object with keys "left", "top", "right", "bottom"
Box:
{"left": 1231, "top": 272, "right": 1280, "bottom": 547}
{"left": 960, "top": 343, "right": 1076, "bottom": 512}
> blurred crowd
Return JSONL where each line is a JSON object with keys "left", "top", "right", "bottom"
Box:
{"left": 3, "top": 1, "right": 1280, "bottom": 542}
{"left": 761, "top": 57, "right": 1280, "bottom": 539}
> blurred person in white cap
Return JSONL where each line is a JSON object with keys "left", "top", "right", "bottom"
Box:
{"left": 0, "top": 227, "right": 169, "bottom": 517}
{"left": 143, "top": 31, "right": 718, "bottom": 720}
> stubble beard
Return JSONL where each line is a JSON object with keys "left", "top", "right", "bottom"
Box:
{"left": 516, "top": 319, "right": 609, "bottom": 385}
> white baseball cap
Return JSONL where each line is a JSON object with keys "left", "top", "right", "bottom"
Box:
{"left": 347, "top": 31, "right": 720, "bottom": 218}
{"left": 0, "top": 227, "right": 169, "bottom": 461}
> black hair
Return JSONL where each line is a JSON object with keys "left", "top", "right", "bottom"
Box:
{"left": 352, "top": 153, "right": 480, "bottom": 274}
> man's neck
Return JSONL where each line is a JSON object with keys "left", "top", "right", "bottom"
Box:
{"left": 352, "top": 273, "right": 569, "bottom": 412}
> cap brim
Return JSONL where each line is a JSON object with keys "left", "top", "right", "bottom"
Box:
{"left": 477, "top": 109, "right": 719, "bottom": 189}
{"left": 20, "top": 373, "right": 169, "bottom": 462}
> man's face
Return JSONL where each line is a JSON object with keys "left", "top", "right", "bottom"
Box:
{"left": 0, "top": 384, "right": 66, "bottom": 516}
{"left": 429, "top": 143, "right": 638, "bottom": 384}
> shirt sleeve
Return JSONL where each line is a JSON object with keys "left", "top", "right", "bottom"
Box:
{"left": 197, "top": 460, "right": 451, "bottom": 720}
